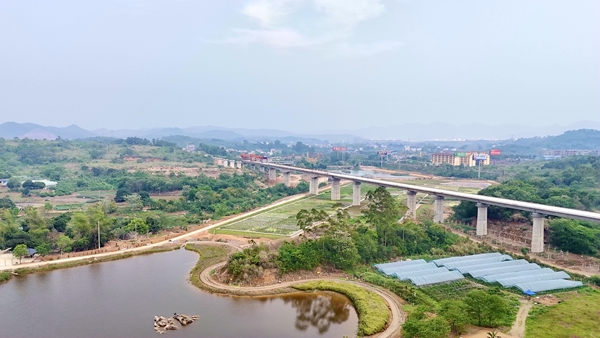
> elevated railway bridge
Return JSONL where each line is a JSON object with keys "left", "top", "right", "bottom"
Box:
{"left": 243, "top": 161, "right": 600, "bottom": 253}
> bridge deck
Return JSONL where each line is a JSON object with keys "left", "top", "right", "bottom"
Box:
{"left": 245, "top": 162, "right": 600, "bottom": 223}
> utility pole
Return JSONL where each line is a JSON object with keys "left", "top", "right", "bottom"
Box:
{"left": 97, "top": 220, "right": 101, "bottom": 250}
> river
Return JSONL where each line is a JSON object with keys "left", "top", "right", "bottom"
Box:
{"left": 0, "top": 249, "right": 358, "bottom": 338}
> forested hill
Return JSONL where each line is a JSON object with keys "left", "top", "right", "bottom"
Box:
{"left": 514, "top": 129, "right": 600, "bottom": 150}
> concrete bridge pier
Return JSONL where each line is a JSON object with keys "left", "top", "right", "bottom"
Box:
{"left": 309, "top": 176, "right": 320, "bottom": 195}
{"left": 283, "top": 172, "right": 291, "bottom": 187}
{"left": 531, "top": 213, "right": 545, "bottom": 253}
{"left": 352, "top": 181, "right": 361, "bottom": 206}
{"left": 331, "top": 178, "right": 341, "bottom": 201}
{"left": 476, "top": 203, "right": 488, "bottom": 236}
{"left": 268, "top": 168, "right": 276, "bottom": 181}
{"left": 434, "top": 195, "right": 444, "bottom": 223}
{"left": 406, "top": 190, "right": 417, "bottom": 220}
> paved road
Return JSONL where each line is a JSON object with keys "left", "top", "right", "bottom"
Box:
{"left": 200, "top": 261, "right": 405, "bottom": 338}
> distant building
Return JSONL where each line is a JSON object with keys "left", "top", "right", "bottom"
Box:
{"left": 540, "top": 149, "right": 600, "bottom": 158}
{"left": 31, "top": 179, "right": 58, "bottom": 188}
{"left": 0, "top": 179, "right": 8, "bottom": 187}
{"left": 184, "top": 143, "right": 196, "bottom": 152}
{"left": 431, "top": 152, "right": 490, "bottom": 167}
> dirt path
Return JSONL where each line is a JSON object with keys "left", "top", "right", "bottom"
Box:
{"left": 0, "top": 191, "right": 315, "bottom": 272}
{"left": 508, "top": 300, "right": 533, "bottom": 338}
{"left": 199, "top": 261, "right": 404, "bottom": 338}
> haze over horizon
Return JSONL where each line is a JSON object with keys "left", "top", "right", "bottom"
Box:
{"left": 1, "top": 1, "right": 598, "bottom": 133}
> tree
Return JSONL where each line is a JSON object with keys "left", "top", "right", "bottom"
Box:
{"left": 364, "top": 187, "right": 406, "bottom": 248}
{"left": 126, "top": 218, "right": 148, "bottom": 235}
{"left": 487, "top": 330, "right": 502, "bottom": 338}
{"left": 125, "top": 194, "right": 143, "bottom": 211}
{"left": 56, "top": 235, "right": 73, "bottom": 258}
{"left": 43, "top": 202, "right": 53, "bottom": 215}
{"left": 0, "top": 197, "right": 16, "bottom": 209}
{"left": 548, "top": 219, "right": 599, "bottom": 255}
{"left": 464, "top": 290, "right": 489, "bottom": 326}
{"left": 439, "top": 300, "right": 470, "bottom": 334}
{"left": 12, "top": 244, "right": 28, "bottom": 263}
{"left": 464, "top": 290, "right": 509, "bottom": 327}
{"left": 35, "top": 243, "right": 51, "bottom": 257}
{"left": 6, "top": 178, "right": 21, "bottom": 190}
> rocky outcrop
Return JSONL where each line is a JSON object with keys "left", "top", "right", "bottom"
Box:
{"left": 153, "top": 314, "right": 199, "bottom": 334}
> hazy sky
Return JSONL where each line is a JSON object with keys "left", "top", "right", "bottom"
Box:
{"left": 1, "top": 0, "right": 598, "bottom": 132}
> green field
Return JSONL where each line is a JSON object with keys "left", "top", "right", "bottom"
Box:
{"left": 216, "top": 178, "right": 486, "bottom": 236}
{"left": 217, "top": 183, "right": 385, "bottom": 235}
{"left": 526, "top": 289, "right": 600, "bottom": 338}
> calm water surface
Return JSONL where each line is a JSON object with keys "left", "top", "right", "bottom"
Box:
{"left": 0, "top": 249, "right": 357, "bottom": 338}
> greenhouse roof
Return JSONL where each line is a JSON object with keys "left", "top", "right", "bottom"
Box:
{"left": 393, "top": 267, "right": 450, "bottom": 281}
{"left": 497, "top": 272, "right": 570, "bottom": 287}
{"left": 409, "top": 271, "right": 465, "bottom": 286}
{"left": 455, "top": 259, "right": 529, "bottom": 274}
{"left": 433, "top": 252, "right": 502, "bottom": 267}
{"left": 478, "top": 268, "right": 555, "bottom": 283}
{"left": 374, "top": 259, "right": 427, "bottom": 272}
{"left": 443, "top": 255, "right": 513, "bottom": 270}
{"left": 469, "top": 263, "right": 541, "bottom": 278}
{"left": 380, "top": 262, "right": 438, "bottom": 276}
{"left": 515, "top": 280, "right": 583, "bottom": 293}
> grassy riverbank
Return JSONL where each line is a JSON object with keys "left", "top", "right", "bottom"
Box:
{"left": 12, "top": 245, "right": 178, "bottom": 276}
{"left": 0, "top": 271, "right": 13, "bottom": 285}
{"left": 293, "top": 280, "right": 390, "bottom": 336}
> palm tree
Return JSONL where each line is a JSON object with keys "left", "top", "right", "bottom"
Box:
{"left": 487, "top": 330, "right": 502, "bottom": 338}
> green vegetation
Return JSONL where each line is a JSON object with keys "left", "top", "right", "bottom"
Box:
{"left": 452, "top": 156, "right": 600, "bottom": 254}
{"left": 227, "top": 243, "right": 279, "bottom": 281}
{"left": 293, "top": 280, "right": 389, "bottom": 336}
{"left": 0, "top": 271, "right": 13, "bottom": 284}
{"left": 526, "top": 289, "right": 600, "bottom": 338}
{"left": 402, "top": 306, "right": 451, "bottom": 338}
{"left": 217, "top": 184, "right": 375, "bottom": 236}
{"left": 12, "top": 244, "right": 28, "bottom": 263}
{"left": 0, "top": 141, "right": 308, "bottom": 254}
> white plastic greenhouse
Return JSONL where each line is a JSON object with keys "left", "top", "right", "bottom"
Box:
{"left": 442, "top": 255, "right": 513, "bottom": 270}
{"left": 374, "top": 259, "right": 427, "bottom": 272}
{"left": 469, "top": 263, "right": 541, "bottom": 278}
{"left": 497, "top": 272, "right": 570, "bottom": 287}
{"left": 433, "top": 252, "right": 502, "bottom": 267}
{"left": 409, "top": 271, "right": 465, "bottom": 286}
{"left": 455, "top": 259, "right": 529, "bottom": 274}
{"left": 515, "top": 280, "right": 583, "bottom": 293}
{"left": 478, "top": 268, "right": 556, "bottom": 283}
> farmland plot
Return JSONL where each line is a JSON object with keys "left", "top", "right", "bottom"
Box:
{"left": 219, "top": 183, "right": 384, "bottom": 235}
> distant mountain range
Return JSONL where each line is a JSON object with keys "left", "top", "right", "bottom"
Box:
{"left": 0, "top": 121, "right": 598, "bottom": 143}
{"left": 0, "top": 122, "right": 96, "bottom": 140}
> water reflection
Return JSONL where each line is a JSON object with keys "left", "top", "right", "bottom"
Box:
{"left": 284, "top": 292, "right": 351, "bottom": 334}
{"left": 0, "top": 250, "right": 358, "bottom": 338}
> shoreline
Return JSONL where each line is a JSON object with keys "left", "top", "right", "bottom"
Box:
{"left": 184, "top": 243, "right": 405, "bottom": 338}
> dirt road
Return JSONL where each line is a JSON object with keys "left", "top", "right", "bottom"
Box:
{"left": 508, "top": 300, "right": 534, "bottom": 338}
{"left": 0, "top": 192, "right": 313, "bottom": 272}
{"left": 200, "top": 261, "right": 405, "bottom": 338}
